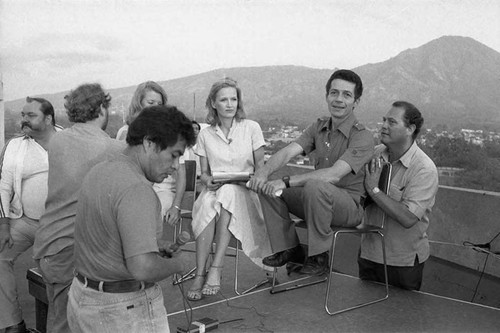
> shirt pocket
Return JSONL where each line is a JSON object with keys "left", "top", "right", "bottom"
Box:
{"left": 388, "top": 183, "right": 404, "bottom": 202}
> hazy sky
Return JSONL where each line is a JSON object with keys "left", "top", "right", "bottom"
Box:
{"left": 1, "top": 0, "right": 499, "bottom": 101}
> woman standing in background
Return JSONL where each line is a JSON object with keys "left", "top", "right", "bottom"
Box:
{"left": 117, "top": 81, "right": 185, "bottom": 226}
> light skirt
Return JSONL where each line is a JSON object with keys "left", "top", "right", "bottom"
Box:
{"left": 192, "top": 184, "right": 272, "bottom": 268}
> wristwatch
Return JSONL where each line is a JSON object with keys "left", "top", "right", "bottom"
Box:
{"left": 282, "top": 175, "right": 291, "bottom": 188}
{"left": 372, "top": 187, "right": 381, "bottom": 195}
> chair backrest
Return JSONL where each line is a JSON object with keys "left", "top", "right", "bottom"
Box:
{"left": 184, "top": 160, "right": 197, "bottom": 193}
{"left": 375, "top": 162, "right": 392, "bottom": 228}
{"left": 176, "top": 160, "right": 197, "bottom": 235}
{"left": 378, "top": 162, "right": 392, "bottom": 194}
{"left": 362, "top": 162, "right": 392, "bottom": 228}
{"left": 363, "top": 161, "right": 392, "bottom": 209}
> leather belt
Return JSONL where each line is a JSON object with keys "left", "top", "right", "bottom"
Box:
{"left": 75, "top": 272, "right": 154, "bottom": 293}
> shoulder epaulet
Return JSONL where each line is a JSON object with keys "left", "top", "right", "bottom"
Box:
{"left": 353, "top": 122, "right": 366, "bottom": 130}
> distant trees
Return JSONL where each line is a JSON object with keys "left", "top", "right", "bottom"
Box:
{"left": 422, "top": 136, "right": 500, "bottom": 192}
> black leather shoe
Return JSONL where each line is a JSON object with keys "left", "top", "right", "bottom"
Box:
{"left": 299, "top": 252, "right": 329, "bottom": 276}
{"left": 5, "top": 320, "right": 27, "bottom": 333}
{"left": 262, "top": 245, "right": 305, "bottom": 267}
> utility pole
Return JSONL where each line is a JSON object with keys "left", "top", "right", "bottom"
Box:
{"left": 0, "top": 76, "right": 4, "bottom": 149}
{"left": 192, "top": 92, "right": 196, "bottom": 120}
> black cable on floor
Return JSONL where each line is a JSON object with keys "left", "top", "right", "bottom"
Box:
{"left": 470, "top": 252, "right": 489, "bottom": 303}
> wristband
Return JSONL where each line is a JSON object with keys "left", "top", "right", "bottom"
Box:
{"left": 173, "top": 205, "right": 181, "bottom": 211}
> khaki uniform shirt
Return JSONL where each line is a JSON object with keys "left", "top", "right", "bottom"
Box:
{"left": 295, "top": 113, "right": 374, "bottom": 203}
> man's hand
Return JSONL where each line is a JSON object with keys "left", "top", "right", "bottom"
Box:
{"left": 364, "top": 158, "right": 382, "bottom": 195}
{"left": 157, "top": 239, "right": 183, "bottom": 258}
{"left": 0, "top": 222, "right": 13, "bottom": 252}
{"left": 261, "top": 179, "right": 286, "bottom": 197}
{"left": 247, "top": 169, "right": 269, "bottom": 193}
{"left": 164, "top": 206, "right": 181, "bottom": 226}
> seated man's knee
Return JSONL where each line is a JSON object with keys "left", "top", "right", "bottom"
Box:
{"left": 303, "top": 179, "right": 335, "bottom": 197}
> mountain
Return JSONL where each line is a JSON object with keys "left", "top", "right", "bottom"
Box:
{"left": 354, "top": 36, "right": 500, "bottom": 128}
{"left": 4, "top": 35, "right": 500, "bottom": 136}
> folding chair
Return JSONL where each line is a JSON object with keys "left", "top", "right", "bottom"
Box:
{"left": 173, "top": 161, "right": 271, "bottom": 294}
{"left": 324, "top": 161, "right": 391, "bottom": 315}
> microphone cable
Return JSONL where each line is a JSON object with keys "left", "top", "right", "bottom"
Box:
{"left": 462, "top": 230, "right": 500, "bottom": 303}
{"left": 217, "top": 285, "right": 273, "bottom": 332}
{"left": 175, "top": 275, "right": 194, "bottom": 330}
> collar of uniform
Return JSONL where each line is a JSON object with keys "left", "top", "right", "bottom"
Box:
{"left": 320, "top": 113, "right": 358, "bottom": 138}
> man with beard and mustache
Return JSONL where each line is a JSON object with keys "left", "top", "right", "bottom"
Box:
{"left": 0, "top": 96, "right": 60, "bottom": 333}
{"left": 32, "top": 84, "right": 124, "bottom": 333}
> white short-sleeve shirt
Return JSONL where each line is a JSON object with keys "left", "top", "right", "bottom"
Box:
{"left": 194, "top": 119, "right": 265, "bottom": 173}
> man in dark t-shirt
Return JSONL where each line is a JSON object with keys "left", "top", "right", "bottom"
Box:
{"left": 68, "top": 106, "right": 195, "bottom": 333}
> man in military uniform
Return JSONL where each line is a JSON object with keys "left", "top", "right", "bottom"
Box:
{"left": 249, "top": 69, "right": 374, "bottom": 275}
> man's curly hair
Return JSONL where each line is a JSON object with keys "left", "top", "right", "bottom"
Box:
{"left": 65, "top": 83, "right": 111, "bottom": 123}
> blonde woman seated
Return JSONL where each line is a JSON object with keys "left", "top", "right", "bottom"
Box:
{"left": 187, "top": 78, "right": 272, "bottom": 301}
{"left": 117, "top": 81, "right": 186, "bottom": 225}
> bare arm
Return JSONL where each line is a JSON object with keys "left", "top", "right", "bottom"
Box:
{"left": 199, "top": 156, "right": 221, "bottom": 192}
{"left": 260, "top": 156, "right": 352, "bottom": 197}
{"left": 248, "top": 142, "right": 303, "bottom": 192}
{"left": 164, "top": 164, "right": 186, "bottom": 226}
{"left": 253, "top": 146, "right": 265, "bottom": 172}
{"left": 0, "top": 219, "right": 13, "bottom": 252}
{"left": 126, "top": 251, "right": 185, "bottom": 282}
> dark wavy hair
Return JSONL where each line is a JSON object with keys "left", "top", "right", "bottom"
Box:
{"left": 64, "top": 83, "right": 111, "bottom": 123}
{"left": 393, "top": 101, "right": 424, "bottom": 140}
{"left": 205, "top": 77, "right": 246, "bottom": 126}
{"left": 126, "top": 105, "right": 196, "bottom": 150}
{"left": 325, "top": 69, "right": 363, "bottom": 101}
{"left": 26, "top": 96, "right": 56, "bottom": 125}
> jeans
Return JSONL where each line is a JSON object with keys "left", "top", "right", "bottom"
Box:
{"left": 0, "top": 216, "right": 38, "bottom": 329}
{"left": 67, "top": 277, "right": 170, "bottom": 333}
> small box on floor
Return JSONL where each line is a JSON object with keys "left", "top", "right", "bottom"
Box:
{"left": 176, "top": 317, "right": 219, "bottom": 333}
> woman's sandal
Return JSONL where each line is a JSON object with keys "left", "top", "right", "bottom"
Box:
{"left": 186, "top": 274, "right": 205, "bottom": 301}
{"left": 202, "top": 265, "right": 223, "bottom": 296}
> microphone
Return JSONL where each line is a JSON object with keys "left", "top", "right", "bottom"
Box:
{"left": 169, "top": 231, "right": 191, "bottom": 252}
{"left": 228, "top": 138, "right": 233, "bottom": 144}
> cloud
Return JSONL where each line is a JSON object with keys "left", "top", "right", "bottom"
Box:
{"left": 2, "top": 33, "right": 122, "bottom": 71}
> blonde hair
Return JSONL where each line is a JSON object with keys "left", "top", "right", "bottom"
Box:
{"left": 205, "top": 77, "right": 246, "bottom": 126}
{"left": 126, "top": 81, "right": 167, "bottom": 125}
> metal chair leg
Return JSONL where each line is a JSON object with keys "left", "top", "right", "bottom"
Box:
{"left": 173, "top": 266, "right": 197, "bottom": 285}
{"left": 270, "top": 255, "right": 327, "bottom": 294}
{"left": 234, "top": 240, "right": 272, "bottom": 295}
{"left": 324, "top": 230, "right": 389, "bottom": 315}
